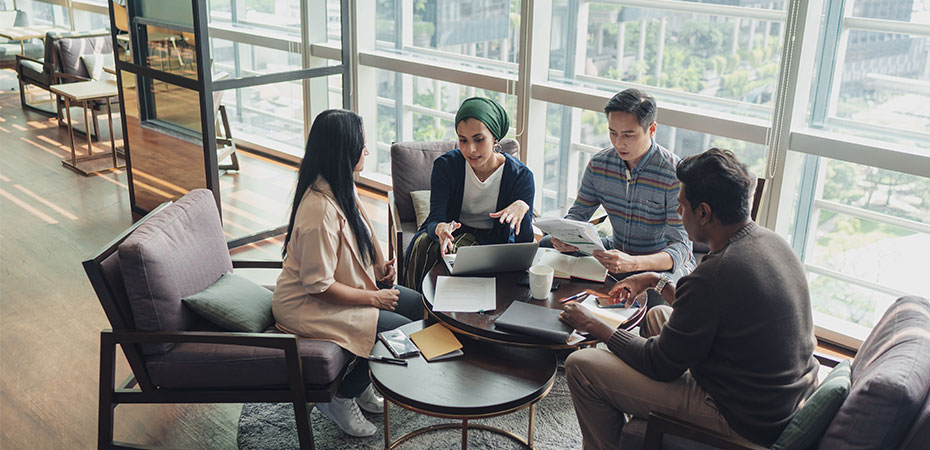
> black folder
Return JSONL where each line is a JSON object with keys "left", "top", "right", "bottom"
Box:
{"left": 494, "top": 301, "right": 574, "bottom": 344}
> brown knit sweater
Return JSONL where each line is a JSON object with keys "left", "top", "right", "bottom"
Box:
{"left": 607, "top": 222, "right": 819, "bottom": 446}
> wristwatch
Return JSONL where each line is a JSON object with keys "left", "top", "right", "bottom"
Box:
{"left": 654, "top": 274, "right": 671, "bottom": 294}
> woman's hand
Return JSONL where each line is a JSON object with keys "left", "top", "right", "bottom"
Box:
{"left": 378, "top": 258, "right": 396, "bottom": 286}
{"left": 551, "top": 237, "right": 579, "bottom": 253}
{"left": 489, "top": 200, "right": 530, "bottom": 235}
{"left": 435, "top": 221, "right": 462, "bottom": 257}
{"left": 371, "top": 288, "right": 400, "bottom": 311}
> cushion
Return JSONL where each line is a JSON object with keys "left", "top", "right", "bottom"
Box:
{"left": 410, "top": 189, "right": 431, "bottom": 229}
{"left": 820, "top": 296, "right": 930, "bottom": 450}
{"left": 146, "top": 333, "right": 353, "bottom": 388}
{"left": 182, "top": 272, "right": 273, "bottom": 333}
{"left": 80, "top": 53, "right": 116, "bottom": 81}
{"left": 772, "top": 360, "right": 852, "bottom": 450}
{"left": 119, "top": 189, "right": 234, "bottom": 355}
{"left": 56, "top": 33, "right": 112, "bottom": 78}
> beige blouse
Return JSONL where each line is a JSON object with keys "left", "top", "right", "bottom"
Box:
{"left": 272, "top": 177, "right": 386, "bottom": 357}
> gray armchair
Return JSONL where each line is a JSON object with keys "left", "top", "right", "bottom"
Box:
{"left": 387, "top": 139, "right": 520, "bottom": 283}
{"left": 618, "top": 295, "right": 930, "bottom": 450}
{"left": 84, "top": 189, "right": 353, "bottom": 450}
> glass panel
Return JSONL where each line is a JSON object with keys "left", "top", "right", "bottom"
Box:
{"left": 808, "top": 273, "right": 898, "bottom": 329}
{"left": 363, "top": 69, "right": 516, "bottom": 182}
{"left": 548, "top": 1, "right": 785, "bottom": 120}
{"left": 137, "top": 23, "right": 198, "bottom": 79}
{"left": 152, "top": 79, "right": 203, "bottom": 133}
{"left": 72, "top": 9, "right": 109, "bottom": 32}
{"left": 120, "top": 70, "right": 207, "bottom": 212}
{"left": 820, "top": 159, "right": 930, "bottom": 224}
{"left": 816, "top": 33, "right": 930, "bottom": 149}
{"left": 14, "top": 0, "right": 70, "bottom": 27}
{"left": 137, "top": 0, "right": 193, "bottom": 28}
{"left": 222, "top": 80, "right": 307, "bottom": 155}
{"left": 375, "top": 0, "right": 520, "bottom": 73}
{"left": 849, "top": 0, "right": 930, "bottom": 22}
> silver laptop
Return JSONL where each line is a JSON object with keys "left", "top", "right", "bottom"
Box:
{"left": 442, "top": 242, "right": 540, "bottom": 275}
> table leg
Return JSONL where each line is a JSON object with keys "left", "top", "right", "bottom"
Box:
{"left": 82, "top": 101, "right": 93, "bottom": 157}
{"left": 527, "top": 403, "right": 536, "bottom": 448}
{"left": 64, "top": 97, "right": 76, "bottom": 166}
{"left": 383, "top": 398, "right": 391, "bottom": 450}
{"left": 461, "top": 419, "right": 468, "bottom": 450}
{"left": 106, "top": 99, "right": 116, "bottom": 168}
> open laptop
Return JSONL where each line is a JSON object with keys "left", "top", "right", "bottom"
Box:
{"left": 442, "top": 242, "right": 539, "bottom": 276}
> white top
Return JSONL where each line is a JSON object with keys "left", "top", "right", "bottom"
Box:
{"left": 460, "top": 161, "right": 504, "bottom": 229}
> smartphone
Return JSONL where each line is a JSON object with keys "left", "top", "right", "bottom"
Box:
{"left": 595, "top": 296, "right": 639, "bottom": 309}
{"left": 377, "top": 328, "right": 420, "bottom": 358}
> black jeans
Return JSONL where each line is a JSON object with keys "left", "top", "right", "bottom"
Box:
{"left": 337, "top": 284, "right": 424, "bottom": 398}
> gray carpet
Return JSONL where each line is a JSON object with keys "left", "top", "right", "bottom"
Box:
{"left": 237, "top": 369, "right": 583, "bottom": 450}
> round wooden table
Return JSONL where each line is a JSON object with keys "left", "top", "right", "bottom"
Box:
{"left": 422, "top": 264, "right": 646, "bottom": 347}
{"left": 370, "top": 320, "right": 557, "bottom": 449}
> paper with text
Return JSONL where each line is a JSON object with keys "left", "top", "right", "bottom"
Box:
{"left": 534, "top": 217, "right": 606, "bottom": 254}
{"left": 433, "top": 276, "right": 496, "bottom": 312}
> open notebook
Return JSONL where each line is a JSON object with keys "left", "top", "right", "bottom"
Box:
{"left": 534, "top": 248, "right": 607, "bottom": 283}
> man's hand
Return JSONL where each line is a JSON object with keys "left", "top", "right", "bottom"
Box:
{"left": 489, "top": 200, "right": 530, "bottom": 235}
{"left": 551, "top": 237, "right": 579, "bottom": 253}
{"left": 371, "top": 288, "right": 400, "bottom": 311}
{"left": 608, "top": 272, "right": 660, "bottom": 305}
{"left": 592, "top": 249, "right": 637, "bottom": 273}
{"left": 559, "top": 302, "right": 614, "bottom": 341}
{"left": 435, "top": 221, "right": 462, "bottom": 257}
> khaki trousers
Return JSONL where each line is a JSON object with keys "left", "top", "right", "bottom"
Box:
{"left": 565, "top": 306, "right": 749, "bottom": 450}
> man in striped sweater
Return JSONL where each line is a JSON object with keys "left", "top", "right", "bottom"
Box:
{"left": 550, "top": 89, "right": 694, "bottom": 287}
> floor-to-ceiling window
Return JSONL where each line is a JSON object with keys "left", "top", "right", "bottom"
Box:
{"left": 16, "top": 0, "right": 930, "bottom": 349}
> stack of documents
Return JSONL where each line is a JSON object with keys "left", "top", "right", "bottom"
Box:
{"left": 534, "top": 217, "right": 606, "bottom": 255}
{"left": 578, "top": 295, "right": 641, "bottom": 329}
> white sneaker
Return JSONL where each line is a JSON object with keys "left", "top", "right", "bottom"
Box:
{"left": 356, "top": 384, "right": 384, "bottom": 413}
{"left": 315, "top": 396, "right": 377, "bottom": 437}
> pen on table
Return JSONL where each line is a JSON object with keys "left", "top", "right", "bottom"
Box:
{"left": 369, "top": 355, "right": 407, "bottom": 366}
{"left": 560, "top": 291, "right": 588, "bottom": 303}
{"left": 477, "top": 308, "right": 495, "bottom": 314}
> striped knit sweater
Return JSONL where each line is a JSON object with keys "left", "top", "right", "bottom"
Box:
{"left": 565, "top": 141, "right": 694, "bottom": 273}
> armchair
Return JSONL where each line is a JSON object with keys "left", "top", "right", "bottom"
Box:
{"left": 84, "top": 189, "right": 353, "bottom": 449}
{"left": 16, "top": 30, "right": 113, "bottom": 118}
{"left": 387, "top": 139, "right": 519, "bottom": 283}
{"left": 618, "top": 295, "right": 930, "bottom": 450}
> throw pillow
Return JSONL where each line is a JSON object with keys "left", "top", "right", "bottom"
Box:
{"left": 410, "top": 189, "right": 431, "bottom": 229}
{"left": 80, "top": 53, "right": 117, "bottom": 81}
{"left": 771, "top": 359, "right": 852, "bottom": 450}
{"left": 182, "top": 272, "right": 274, "bottom": 333}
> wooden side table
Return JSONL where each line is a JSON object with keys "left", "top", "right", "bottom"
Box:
{"left": 49, "top": 80, "right": 124, "bottom": 176}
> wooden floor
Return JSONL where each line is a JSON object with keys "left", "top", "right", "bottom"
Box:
{"left": 0, "top": 81, "right": 388, "bottom": 449}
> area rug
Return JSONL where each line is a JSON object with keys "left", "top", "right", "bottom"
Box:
{"left": 237, "top": 369, "right": 583, "bottom": 450}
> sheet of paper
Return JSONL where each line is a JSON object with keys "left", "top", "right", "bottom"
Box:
{"left": 579, "top": 295, "right": 640, "bottom": 329}
{"left": 409, "top": 323, "right": 463, "bottom": 361}
{"left": 534, "top": 248, "right": 576, "bottom": 278}
{"left": 433, "top": 276, "right": 496, "bottom": 312}
{"left": 534, "top": 217, "right": 606, "bottom": 254}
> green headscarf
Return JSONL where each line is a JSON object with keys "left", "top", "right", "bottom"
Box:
{"left": 454, "top": 97, "right": 510, "bottom": 141}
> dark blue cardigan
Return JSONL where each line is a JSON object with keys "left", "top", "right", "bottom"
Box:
{"left": 405, "top": 149, "right": 535, "bottom": 262}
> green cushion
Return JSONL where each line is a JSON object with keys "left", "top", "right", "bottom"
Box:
{"left": 181, "top": 272, "right": 273, "bottom": 333}
{"left": 410, "top": 189, "right": 431, "bottom": 229}
{"left": 772, "top": 359, "right": 852, "bottom": 450}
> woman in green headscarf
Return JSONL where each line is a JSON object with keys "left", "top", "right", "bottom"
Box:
{"left": 402, "top": 97, "right": 536, "bottom": 291}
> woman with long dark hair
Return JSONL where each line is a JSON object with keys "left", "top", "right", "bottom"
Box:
{"left": 273, "top": 109, "right": 423, "bottom": 437}
{"left": 403, "top": 97, "right": 535, "bottom": 290}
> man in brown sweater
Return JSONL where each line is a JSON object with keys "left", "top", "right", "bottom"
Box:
{"left": 560, "top": 148, "right": 819, "bottom": 449}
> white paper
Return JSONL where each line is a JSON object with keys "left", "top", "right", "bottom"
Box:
{"left": 534, "top": 217, "right": 606, "bottom": 254}
{"left": 578, "top": 295, "right": 640, "bottom": 329}
{"left": 433, "top": 276, "right": 496, "bottom": 312}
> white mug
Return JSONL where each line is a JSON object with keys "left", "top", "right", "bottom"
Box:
{"left": 528, "top": 264, "right": 555, "bottom": 300}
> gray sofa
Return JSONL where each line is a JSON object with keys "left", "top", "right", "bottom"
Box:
{"left": 619, "top": 295, "right": 930, "bottom": 449}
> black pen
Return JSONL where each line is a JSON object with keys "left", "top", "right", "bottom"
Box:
{"left": 560, "top": 291, "right": 588, "bottom": 303}
{"left": 369, "top": 355, "right": 408, "bottom": 366}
